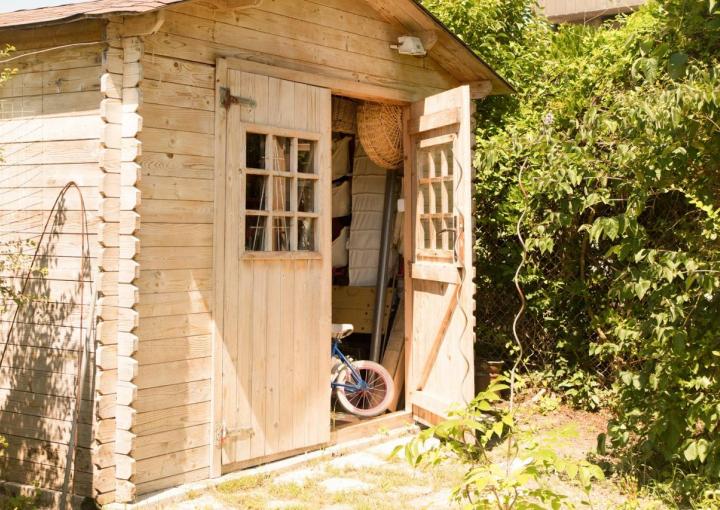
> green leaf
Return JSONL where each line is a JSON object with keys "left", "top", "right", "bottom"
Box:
{"left": 604, "top": 217, "right": 619, "bottom": 240}
{"left": 501, "top": 413, "right": 514, "bottom": 427}
{"left": 476, "top": 400, "right": 492, "bottom": 412}
{"left": 668, "top": 52, "right": 689, "bottom": 80}
{"left": 684, "top": 441, "right": 698, "bottom": 462}
{"left": 491, "top": 420, "right": 504, "bottom": 438}
{"left": 565, "top": 462, "right": 578, "bottom": 479}
{"left": 697, "top": 439, "right": 709, "bottom": 463}
{"left": 589, "top": 219, "right": 604, "bottom": 244}
{"left": 634, "top": 279, "right": 651, "bottom": 300}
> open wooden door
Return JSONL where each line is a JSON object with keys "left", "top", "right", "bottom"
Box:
{"left": 218, "top": 66, "right": 332, "bottom": 471}
{"left": 404, "top": 85, "right": 475, "bottom": 425}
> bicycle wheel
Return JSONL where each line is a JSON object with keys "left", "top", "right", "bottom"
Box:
{"left": 335, "top": 360, "right": 395, "bottom": 418}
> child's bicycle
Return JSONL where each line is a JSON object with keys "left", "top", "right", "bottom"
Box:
{"left": 331, "top": 323, "right": 395, "bottom": 418}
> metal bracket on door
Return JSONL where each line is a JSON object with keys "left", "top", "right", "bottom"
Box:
{"left": 216, "top": 423, "right": 255, "bottom": 446}
{"left": 220, "top": 86, "right": 257, "bottom": 110}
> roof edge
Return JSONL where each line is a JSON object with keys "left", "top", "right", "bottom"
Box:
{"left": 412, "top": 1, "right": 515, "bottom": 95}
{"left": 0, "top": 0, "right": 189, "bottom": 31}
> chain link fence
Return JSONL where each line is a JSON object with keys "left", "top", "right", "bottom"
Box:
{"left": 473, "top": 189, "right": 706, "bottom": 387}
{"left": 474, "top": 236, "right": 560, "bottom": 367}
{"left": 473, "top": 229, "right": 614, "bottom": 381}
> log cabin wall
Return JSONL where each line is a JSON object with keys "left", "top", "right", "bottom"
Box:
{"left": 150, "top": 0, "right": 460, "bottom": 101}
{"left": 129, "top": 0, "right": 461, "bottom": 497}
{"left": 131, "top": 17, "right": 216, "bottom": 497}
{"left": 0, "top": 20, "right": 115, "bottom": 505}
{"left": 102, "top": 18, "right": 146, "bottom": 504}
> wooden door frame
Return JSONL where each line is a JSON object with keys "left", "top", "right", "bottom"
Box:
{"left": 402, "top": 106, "right": 415, "bottom": 415}
{"left": 210, "top": 57, "right": 417, "bottom": 478}
{"left": 223, "top": 57, "right": 420, "bottom": 105}
{"left": 211, "top": 58, "right": 228, "bottom": 478}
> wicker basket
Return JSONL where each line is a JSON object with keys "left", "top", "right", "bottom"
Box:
{"left": 357, "top": 102, "right": 403, "bottom": 169}
{"left": 332, "top": 96, "right": 357, "bottom": 134}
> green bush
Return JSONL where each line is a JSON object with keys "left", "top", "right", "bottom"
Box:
{"left": 394, "top": 377, "right": 604, "bottom": 509}
{"left": 425, "top": 0, "right": 720, "bottom": 499}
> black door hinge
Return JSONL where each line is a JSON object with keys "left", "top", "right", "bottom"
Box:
{"left": 220, "top": 86, "right": 257, "bottom": 110}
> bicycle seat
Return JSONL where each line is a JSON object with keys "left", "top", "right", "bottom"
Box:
{"left": 331, "top": 323, "right": 354, "bottom": 340}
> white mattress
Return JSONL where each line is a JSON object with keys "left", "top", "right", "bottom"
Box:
{"left": 348, "top": 142, "right": 387, "bottom": 286}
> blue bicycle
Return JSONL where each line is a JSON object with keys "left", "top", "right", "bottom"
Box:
{"left": 331, "top": 324, "right": 395, "bottom": 417}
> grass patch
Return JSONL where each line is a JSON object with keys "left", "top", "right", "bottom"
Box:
{"left": 216, "top": 473, "right": 270, "bottom": 493}
{"left": 190, "top": 433, "right": 466, "bottom": 509}
{"left": 222, "top": 493, "right": 267, "bottom": 510}
{"left": 322, "top": 465, "right": 344, "bottom": 478}
{"left": 267, "top": 480, "right": 321, "bottom": 500}
{"left": 183, "top": 489, "right": 202, "bottom": 501}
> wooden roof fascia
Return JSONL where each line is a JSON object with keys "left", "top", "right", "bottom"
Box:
{"left": 546, "top": 6, "right": 637, "bottom": 23}
{"left": 362, "top": 0, "right": 514, "bottom": 94}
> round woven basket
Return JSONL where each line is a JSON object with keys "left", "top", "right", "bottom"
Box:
{"left": 357, "top": 102, "right": 403, "bottom": 169}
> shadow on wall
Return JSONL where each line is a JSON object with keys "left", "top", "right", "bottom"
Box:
{"left": 0, "top": 186, "right": 96, "bottom": 504}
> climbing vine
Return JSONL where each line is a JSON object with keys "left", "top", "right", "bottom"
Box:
{"left": 0, "top": 46, "right": 22, "bottom": 311}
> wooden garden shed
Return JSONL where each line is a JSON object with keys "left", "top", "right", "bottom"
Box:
{"left": 0, "top": 0, "right": 511, "bottom": 506}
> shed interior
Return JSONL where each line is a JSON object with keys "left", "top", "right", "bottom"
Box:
{"left": 327, "top": 96, "right": 406, "bottom": 430}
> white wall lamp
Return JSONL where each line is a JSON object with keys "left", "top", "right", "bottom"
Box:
{"left": 390, "top": 36, "right": 427, "bottom": 56}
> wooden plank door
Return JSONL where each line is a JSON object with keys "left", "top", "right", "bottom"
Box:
{"left": 404, "top": 85, "right": 475, "bottom": 425}
{"left": 220, "top": 68, "right": 332, "bottom": 469}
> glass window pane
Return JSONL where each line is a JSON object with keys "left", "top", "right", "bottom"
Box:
{"left": 433, "top": 217, "right": 444, "bottom": 250}
{"left": 271, "top": 176, "right": 291, "bottom": 212}
{"left": 272, "top": 217, "right": 291, "bottom": 251}
{"left": 420, "top": 217, "right": 431, "bottom": 250}
{"left": 298, "top": 180, "right": 315, "bottom": 213}
{"left": 430, "top": 150, "right": 441, "bottom": 178}
{"left": 418, "top": 142, "right": 453, "bottom": 179}
{"left": 298, "top": 139, "right": 316, "bottom": 174}
{"left": 246, "top": 174, "right": 267, "bottom": 211}
{"left": 418, "top": 151, "right": 430, "bottom": 179}
{"left": 416, "top": 140, "right": 456, "bottom": 256}
{"left": 271, "top": 136, "right": 292, "bottom": 172}
{"left": 419, "top": 184, "right": 430, "bottom": 215}
{"left": 298, "top": 217, "right": 315, "bottom": 251}
{"left": 444, "top": 215, "right": 456, "bottom": 252}
{"left": 431, "top": 143, "right": 453, "bottom": 177}
{"left": 245, "top": 216, "right": 267, "bottom": 251}
{"left": 440, "top": 146, "right": 452, "bottom": 177}
{"left": 432, "top": 181, "right": 443, "bottom": 214}
{"left": 246, "top": 132, "right": 266, "bottom": 169}
{"left": 444, "top": 178, "right": 454, "bottom": 213}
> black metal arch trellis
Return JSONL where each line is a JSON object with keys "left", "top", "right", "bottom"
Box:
{"left": 0, "top": 182, "right": 95, "bottom": 508}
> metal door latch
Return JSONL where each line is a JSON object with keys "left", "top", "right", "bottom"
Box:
{"left": 220, "top": 87, "right": 257, "bottom": 110}
{"left": 217, "top": 423, "right": 255, "bottom": 445}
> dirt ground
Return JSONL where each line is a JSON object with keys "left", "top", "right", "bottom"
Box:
{"left": 166, "top": 406, "right": 666, "bottom": 510}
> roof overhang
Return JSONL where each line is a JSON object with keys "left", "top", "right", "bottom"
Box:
{"left": 539, "top": 0, "right": 643, "bottom": 23}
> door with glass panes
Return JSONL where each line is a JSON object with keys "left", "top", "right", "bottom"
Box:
{"left": 220, "top": 68, "right": 331, "bottom": 468}
{"left": 406, "top": 85, "right": 475, "bottom": 425}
